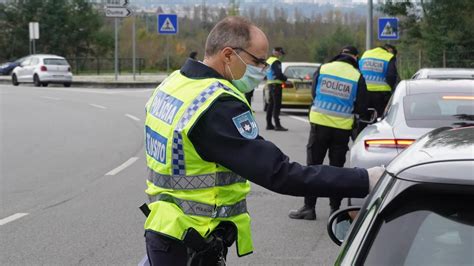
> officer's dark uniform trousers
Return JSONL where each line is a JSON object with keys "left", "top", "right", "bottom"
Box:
{"left": 304, "top": 124, "right": 350, "bottom": 210}
{"left": 266, "top": 83, "right": 283, "bottom": 126}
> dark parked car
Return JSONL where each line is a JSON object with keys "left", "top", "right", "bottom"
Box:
{"left": 328, "top": 126, "right": 474, "bottom": 266}
{"left": 0, "top": 56, "right": 28, "bottom": 75}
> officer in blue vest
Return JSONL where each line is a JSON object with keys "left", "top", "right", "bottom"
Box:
{"left": 289, "top": 46, "right": 369, "bottom": 220}
{"left": 144, "top": 17, "right": 382, "bottom": 265}
{"left": 265, "top": 47, "right": 288, "bottom": 131}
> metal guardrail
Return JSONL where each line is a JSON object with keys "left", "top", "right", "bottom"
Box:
{"left": 68, "top": 58, "right": 146, "bottom": 75}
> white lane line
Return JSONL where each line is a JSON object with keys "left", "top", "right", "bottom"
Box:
{"left": 89, "top": 103, "right": 107, "bottom": 109}
{"left": 106, "top": 157, "right": 139, "bottom": 176}
{"left": 288, "top": 115, "right": 308, "bottom": 123}
{"left": 0, "top": 213, "right": 29, "bottom": 226}
{"left": 40, "top": 96, "right": 60, "bottom": 100}
{"left": 125, "top": 114, "right": 141, "bottom": 121}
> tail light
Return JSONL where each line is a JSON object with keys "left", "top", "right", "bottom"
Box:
{"left": 364, "top": 139, "right": 415, "bottom": 149}
{"left": 282, "top": 82, "right": 294, "bottom": 89}
{"left": 40, "top": 65, "right": 47, "bottom": 71}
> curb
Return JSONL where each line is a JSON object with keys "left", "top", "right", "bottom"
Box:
{"left": 0, "top": 78, "right": 159, "bottom": 89}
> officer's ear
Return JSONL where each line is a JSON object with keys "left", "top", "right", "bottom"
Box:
{"left": 221, "top": 47, "right": 234, "bottom": 63}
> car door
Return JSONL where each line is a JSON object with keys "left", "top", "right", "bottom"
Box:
{"left": 16, "top": 57, "right": 32, "bottom": 81}
{"left": 24, "top": 57, "right": 39, "bottom": 81}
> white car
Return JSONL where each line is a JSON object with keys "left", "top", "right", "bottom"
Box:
{"left": 350, "top": 79, "right": 474, "bottom": 169}
{"left": 12, "top": 54, "right": 73, "bottom": 87}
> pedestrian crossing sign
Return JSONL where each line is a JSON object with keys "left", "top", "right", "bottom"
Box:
{"left": 378, "top": 17, "right": 399, "bottom": 40}
{"left": 158, "top": 14, "right": 178, "bottom": 35}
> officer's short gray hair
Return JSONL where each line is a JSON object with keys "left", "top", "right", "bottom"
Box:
{"left": 205, "top": 16, "right": 253, "bottom": 57}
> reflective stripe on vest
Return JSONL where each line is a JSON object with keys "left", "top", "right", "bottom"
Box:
{"left": 266, "top": 56, "right": 283, "bottom": 84}
{"left": 309, "top": 61, "right": 359, "bottom": 130}
{"left": 148, "top": 168, "right": 247, "bottom": 189}
{"left": 149, "top": 194, "right": 248, "bottom": 218}
{"left": 359, "top": 47, "right": 393, "bottom": 92}
{"left": 170, "top": 82, "right": 233, "bottom": 175}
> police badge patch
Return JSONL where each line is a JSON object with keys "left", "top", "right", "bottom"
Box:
{"left": 232, "top": 111, "right": 259, "bottom": 139}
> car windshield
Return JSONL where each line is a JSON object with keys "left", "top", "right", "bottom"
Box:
{"left": 403, "top": 93, "right": 474, "bottom": 128}
{"left": 363, "top": 195, "right": 474, "bottom": 266}
{"left": 44, "top": 58, "right": 68, "bottom": 65}
{"left": 284, "top": 66, "right": 317, "bottom": 80}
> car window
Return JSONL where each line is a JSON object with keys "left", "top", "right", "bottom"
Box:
{"left": 403, "top": 93, "right": 474, "bottom": 128}
{"left": 22, "top": 57, "right": 31, "bottom": 66}
{"left": 363, "top": 195, "right": 474, "bottom": 266}
{"left": 283, "top": 66, "right": 317, "bottom": 80}
{"left": 30, "top": 57, "right": 39, "bottom": 65}
{"left": 44, "top": 59, "right": 69, "bottom": 65}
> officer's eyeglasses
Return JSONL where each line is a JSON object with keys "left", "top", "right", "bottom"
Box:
{"left": 232, "top": 47, "right": 269, "bottom": 71}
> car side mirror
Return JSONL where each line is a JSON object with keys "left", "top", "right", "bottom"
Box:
{"left": 327, "top": 206, "right": 361, "bottom": 246}
{"left": 358, "top": 108, "right": 378, "bottom": 124}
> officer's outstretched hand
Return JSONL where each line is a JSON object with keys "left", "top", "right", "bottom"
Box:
{"left": 367, "top": 166, "right": 385, "bottom": 192}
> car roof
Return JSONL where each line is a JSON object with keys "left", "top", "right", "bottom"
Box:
{"left": 31, "top": 54, "right": 66, "bottom": 59}
{"left": 387, "top": 126, "right": 474, "bottom": 184}
{"left": 415, "top": 68, "right": 474, "bottom": 79}
{"left": 281, "top": 62, "right": 321, "bottom": 69}
{"left": 404, "top": 79, "right": 474, "bottom": 95}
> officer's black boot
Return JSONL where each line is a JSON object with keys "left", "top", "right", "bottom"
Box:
{"left": 288, "top": 205, "right": 316, "bottom": 220}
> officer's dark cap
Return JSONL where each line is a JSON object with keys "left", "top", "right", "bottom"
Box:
{"left": 273, "top": 47, "right": 286, "bottom": 55}
{"left": 341, "top": 45, "right": 359, "bottom": 57}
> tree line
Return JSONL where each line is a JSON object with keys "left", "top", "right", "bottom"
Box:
{"left": 1, "top": 0, "right": 472, "bottom": 78}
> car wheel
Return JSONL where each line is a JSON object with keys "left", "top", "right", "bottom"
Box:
{"left": 64, "top": 83, "right": 71, "bottom": 87}
{"left": 12, "top": 74, "right": 19, "bottom": 86}
{"left": 33, "top": 74, "right": 41, "bottom": 87}
{"left": 41, "top": 82, "right": 48, "bottom": 87}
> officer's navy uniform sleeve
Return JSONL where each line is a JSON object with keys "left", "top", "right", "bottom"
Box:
{"left": 188, "top": 97, "right": 369, "bottom": 198}
{"left": 386, "top": 58, "right": 399, "bottom": 91}
{"left": 311, "top": 67, "right": 321, "bottom": 99}
{"left": 354, "top": 75, "right": 369, "bottom": 117}
{"left": 272, "top": 61, "right": 288, "bottom": 82}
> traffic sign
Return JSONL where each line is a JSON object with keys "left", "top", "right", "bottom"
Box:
{"left": 378, "top": 17, "right": 399, "bottom": 40}
{"left": 106, "top": 7, "right": 132, "bottom": 17}
{"left": 106, "top": 0, "right": 129, "bottom": 7}
{"left": 158, "top": 14, "right": 178, "bottom": 35}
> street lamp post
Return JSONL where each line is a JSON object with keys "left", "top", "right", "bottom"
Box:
{"left": 366, "top": 0, "right": 373, "bottom": 50}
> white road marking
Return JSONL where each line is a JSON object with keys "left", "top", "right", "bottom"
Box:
{"left": 0, "top": 213, "right": 29, "bottom": 226}
{"left": 125, "top": 114, "right": 141, "bottom": 121}
{"left": 288, "top": 115, "right": 308, "bottom": 123}
{"left": 40, "top": 96, "right": 60, "bottom": 100}
{"left": 89, "top": 103, "right": 106, "bottom": 109}
{"left": 106, "top": 157, "right": 139, "bottom": 176}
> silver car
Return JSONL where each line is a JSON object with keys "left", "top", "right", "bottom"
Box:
{"left": 411, "top": 68, "right": 474, "bottom": 80}
{"left": 350, "top": 79, "right": 474, "bottom": 169}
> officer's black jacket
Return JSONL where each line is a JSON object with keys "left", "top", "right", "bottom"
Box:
{"left": 270, "top": 60, "right": 288, "bottom": 82}
{"left": 311, "top": 54, "right": 369, "bottom": 117}
{"left": 178, "top": 59, "right": 369, "bottom": 198}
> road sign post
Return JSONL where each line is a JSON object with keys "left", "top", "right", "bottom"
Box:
{"left": 29, "top": 22, "right": 39, "bottom": 54}
{"left": 157, "top": 14, "right": 178, "bottom": 73}
{"left": 105, "top": 1, "right": 132, "bottom": 81}
{"left": 378, "top": 17, "right": 399, "bottom": 41}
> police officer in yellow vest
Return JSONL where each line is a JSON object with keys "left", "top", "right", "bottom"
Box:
{"left": 289, "top": 46, "right": 369, "bottom": 220}
{"left": 359, "top": 44, "right": 399, "bottom": 118}
{"left": 143, "top": 17, "right": 382, "bottom": 265}
{"left": 265, "top": 47, "right": 288, "bottom": 131}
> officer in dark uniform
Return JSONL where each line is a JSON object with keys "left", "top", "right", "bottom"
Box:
{"left": 144, "top": 17, "right": 383, "bottom": 266}
{"left": 359, "top": 44, "right": 399, "bottom": 118}
{"left": 265, "top": 47, "right": 288, "bottom": 131}
{"left": 288, "top": 46, "right": 369, "bottom": 220}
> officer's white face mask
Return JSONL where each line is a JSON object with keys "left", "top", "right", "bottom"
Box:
{"left": 231, "top": 51, "right": 266, "bottom": 93}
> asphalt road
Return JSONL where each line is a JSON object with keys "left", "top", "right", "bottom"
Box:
{"left": 0, "top": 83, "right": 344, "bottom": 265}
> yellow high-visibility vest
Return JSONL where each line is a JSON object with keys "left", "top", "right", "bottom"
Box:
{"left": 144, "top": 71, "right": 253, "bottom": 256}
{"left": 359, "top": 47, "right": 394, "bottom": 92}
